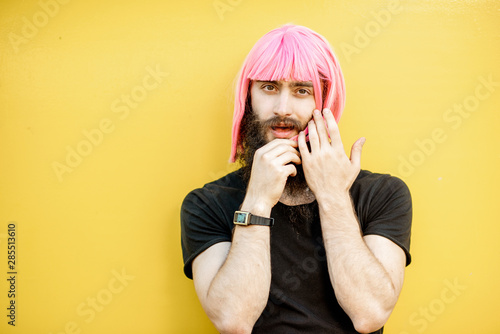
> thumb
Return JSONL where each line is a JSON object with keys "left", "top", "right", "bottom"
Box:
{"left": 350, "top": 137, "right": 366, "bottom": 167}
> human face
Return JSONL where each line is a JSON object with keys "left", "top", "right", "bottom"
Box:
{"left": 250, "top": 80, "right": 316, "bottom": 142}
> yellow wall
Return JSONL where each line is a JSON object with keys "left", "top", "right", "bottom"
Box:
{"left": 0, "top": 0, "right": 499, "bottom": 333}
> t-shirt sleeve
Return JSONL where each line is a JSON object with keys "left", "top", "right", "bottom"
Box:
{"left": 357, "top": 175, "right": 413, "bottom": 266}
{"left": 180, "top": 187, "right": 234, "bottom": 279}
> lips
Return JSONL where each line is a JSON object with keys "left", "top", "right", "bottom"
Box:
{"left": 263, "top": 117, "right": 303, "bottom": 140}
{"left": 270, "top": 124, "right": 296, "bottom": 139}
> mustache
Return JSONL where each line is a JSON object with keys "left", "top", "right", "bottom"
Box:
{"left": 260, "top": 116, "right": 307, "bottom": 132}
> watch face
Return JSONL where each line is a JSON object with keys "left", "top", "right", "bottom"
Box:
{"left": 234, "top": 211, "right": 249, "bottom": 225}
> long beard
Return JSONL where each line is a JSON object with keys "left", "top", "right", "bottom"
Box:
{"left": 238, "top": 110, "right": 315, "bottom": 226}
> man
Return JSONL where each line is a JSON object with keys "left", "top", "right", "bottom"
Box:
{"left": 181, "top": 24, "right": 412, "bottom": 334}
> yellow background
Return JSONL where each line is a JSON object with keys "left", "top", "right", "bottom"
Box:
{"left": 0, "top": 0, "right": 499, "bottom": 333}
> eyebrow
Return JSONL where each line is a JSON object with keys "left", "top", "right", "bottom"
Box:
{"left": 255, "top": 80, "right": 313, "bottom": 88}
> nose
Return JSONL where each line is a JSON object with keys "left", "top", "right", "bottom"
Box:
{"left": 273, "top": 91, "right": 292, "bottom": 117}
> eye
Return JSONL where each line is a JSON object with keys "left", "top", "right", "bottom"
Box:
{"left": 262, "top": 84, "right": 276, "bottom": 92}
{"left": 297, "top": 88, "right": 311, "bottom": 95}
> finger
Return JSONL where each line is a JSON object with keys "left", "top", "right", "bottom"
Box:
{"left": 307, "top": 118, "right": 321, "bottom": 153}
{"left": 261, "top": 143, "right": 300, "bottom": 166}
{"left": 302, "top": 126, "right": 310, "bottom": 142}
{"left": 284, "top": 164, "right": 298, "bottom": 177}
{"left": 275, "top": 151, "right": 301, "bottom": 167}
{"left": 297, "top": 130, "right": 310, "bottom": 159}
{"left": 313, "top": 109, "right": 329, "bottom": 145}
{"left": 323, "top": 108, "right": 344, "bottom": 151}
{"left": 290, "top": 126, "right": 309, "bottom": 142}
{"left": 350, "top": 137, "right": 366, "bottom": 168}
{"left": 256, "top": 140, "right": 298, "bottom": 159}
{"left": 258, "top": 139, "right": 298, "bottom": 153}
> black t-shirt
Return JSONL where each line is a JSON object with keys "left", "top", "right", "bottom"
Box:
{"left": 181, "top": 168, "right": 412, "bottom": 333}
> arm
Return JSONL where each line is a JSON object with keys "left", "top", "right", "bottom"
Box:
{"left": 318, "top": 196, "right": 405, "bottom": 333}
{"left": 192, "top": 225, "right": 270, "bottom": 334}
{"left": 192, "top": 139, "right": 301, "bottom": 334}
{"left": 298, "top": 109, "right": 406, "bottom": 333}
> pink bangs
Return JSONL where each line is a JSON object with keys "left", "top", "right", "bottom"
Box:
{"left": 229, "top": 24, "right": 346, "bottom": 162}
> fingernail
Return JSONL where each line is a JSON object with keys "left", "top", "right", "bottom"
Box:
{"left": 313, "top": 109, "right": 320, "bottom": 115}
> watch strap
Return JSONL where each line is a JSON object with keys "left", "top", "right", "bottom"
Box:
{"left": 233, "top": 211, "right": 274, "bottom": 227}
{"left": 249, "top": 214, "right": 274, "bottom": 226}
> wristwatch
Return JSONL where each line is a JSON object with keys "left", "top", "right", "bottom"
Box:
{"left": 233, "top": 211, "right": 274, "bottom": 227}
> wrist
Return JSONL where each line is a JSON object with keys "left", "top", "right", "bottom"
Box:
{"left": 317, "top": 191, "right": 353, "bottom": 214}
{"left": 239, "top": 199, "right": 272, "bottom": 217}
{"left": 317, "top": 192, "right": 361, "bottom": 237}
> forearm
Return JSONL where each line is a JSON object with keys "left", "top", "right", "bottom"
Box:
{"left": 203, "top": 203, "right": 272, "bottom": 333}
{"left": 318, "top": 193, "right": 397, "bottom": 332}
{"left": 200, "top": 139, "right": 300, "bottom": 333}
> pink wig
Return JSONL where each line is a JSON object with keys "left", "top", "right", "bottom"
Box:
{"left": 229, "top": 24, "right": 346, "bottom": 162}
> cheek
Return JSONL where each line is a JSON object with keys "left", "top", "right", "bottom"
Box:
{"left": 297, "top": 99, "right": 316, "bottom": 121}
{"left": 251, "top": 94, "right": 274, "bottom": 117}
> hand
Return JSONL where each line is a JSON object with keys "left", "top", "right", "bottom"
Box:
{"left": 243, "top": 139, "right": 301, "bottom": 212}
{"left": 297, "top": 108, "right": 365, "bottom": 201}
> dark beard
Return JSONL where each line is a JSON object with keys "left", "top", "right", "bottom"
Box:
{"left": 238, "top": 109, "right": 315, "bottom": 226}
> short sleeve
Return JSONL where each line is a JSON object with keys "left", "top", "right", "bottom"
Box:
{"left": 180, "top": 188, "right": 234, "bottom": 279}
{"left": 354, "top": 173, "right": 413, "bottom": 266}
